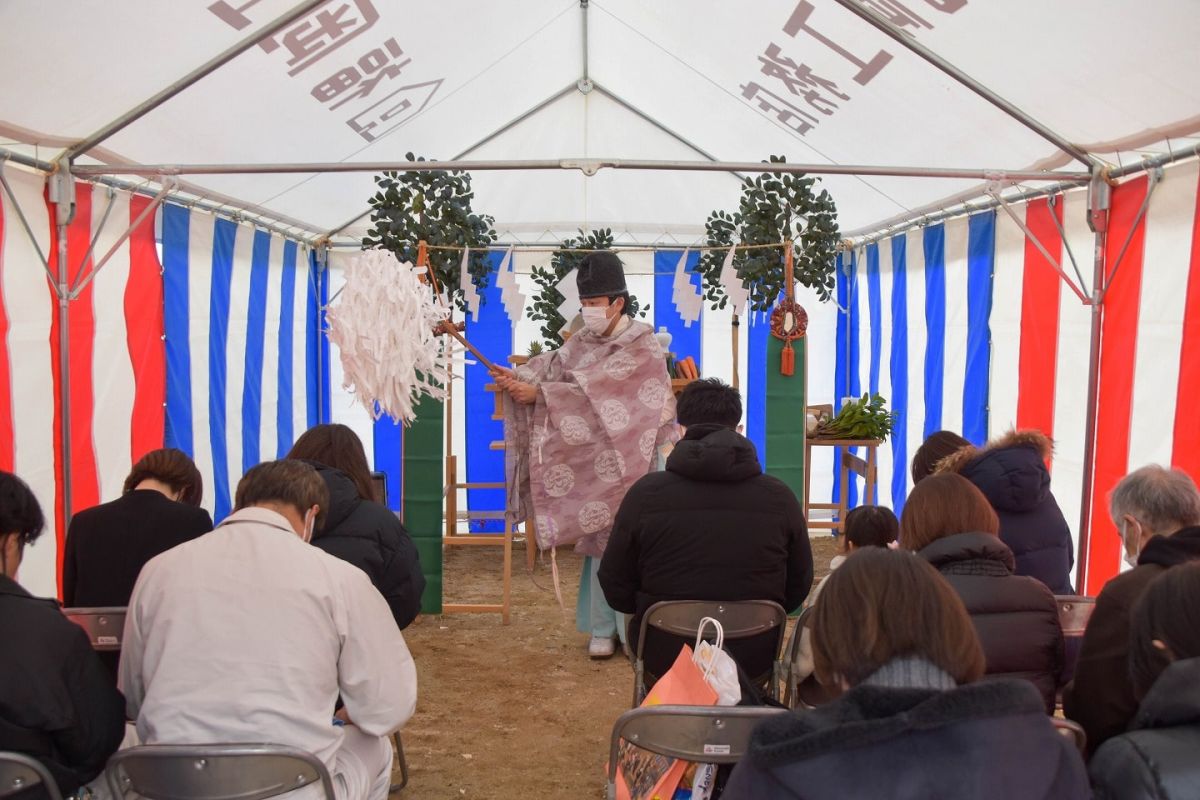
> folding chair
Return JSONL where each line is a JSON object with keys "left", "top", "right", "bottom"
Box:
{"left": 780, "top": 606, "right": 837, "bottom": 710}
{"left": 605, "top": 705, "right": 787, "bottom": 800}
{"left": 389, "top": 732, "right": 409, "bottom": 793}
{"left": 1054, "top": 595, "right": 1097, "bottom": 704}
{"left": 1051, "top": 717, "right": 1087, "bottom": 755}
{"left": 62, "top": 607, "right": 127, "bottom": 651}
{"left": 632, "top": 600, "right": 788, "bottom": 706}
{"left": 106, "top": 744, "right": 335, "bottom": 800}
{"left": 0, "top": 752, "right": 62, "bottom": 800}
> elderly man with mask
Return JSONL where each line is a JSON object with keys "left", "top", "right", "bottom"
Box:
{"left": 1064, "top": 464, "right": 1200, "bottom": 755}
{"left": 496, "top": 251, "right": 678, "bottom": 659}
{"left": 121, "top": 460, "right": 416, "bottom": 800}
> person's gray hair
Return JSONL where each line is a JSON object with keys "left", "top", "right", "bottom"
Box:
{"left": 1109, "top": 465, "right": 1200, "bottom": 536}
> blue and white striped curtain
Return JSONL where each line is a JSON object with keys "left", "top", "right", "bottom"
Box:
{"left": 162, "top": 203, "right": 328, "bottom": 522}
{"left": 834, "top": 211, "right": 995, "bottom": 516}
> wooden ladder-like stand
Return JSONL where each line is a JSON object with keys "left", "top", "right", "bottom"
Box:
{"left": 441, "top": 364, "right": 538, "bottom": 624}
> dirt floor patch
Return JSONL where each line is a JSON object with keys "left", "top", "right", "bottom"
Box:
{"left": 393, "top": 533, "right": 841, "bottom": 799}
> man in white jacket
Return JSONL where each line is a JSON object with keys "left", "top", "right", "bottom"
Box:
{"left": 120, "top": 460, "right": 416, "bottom": 800}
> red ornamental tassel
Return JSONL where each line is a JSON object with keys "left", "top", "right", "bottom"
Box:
{"left": 781, "top": 340, "right": 795, "bottom": 376}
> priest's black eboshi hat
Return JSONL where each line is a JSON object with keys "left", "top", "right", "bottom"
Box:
{"left": 576, "top": 251, "right": 627, "bottom": 298}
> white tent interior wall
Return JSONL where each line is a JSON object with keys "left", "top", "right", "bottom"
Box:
{"left": 1, "top": 0, "right": 1198, "bottom": 599}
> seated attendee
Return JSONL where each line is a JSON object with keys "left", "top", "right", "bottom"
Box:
{"left": 121, "top": 460, "right": 416, "bottom": 800}
{"left": 1090, "top": 563, "right": 1200, "bottom": 799}
{"left": 925, "top": 429, "right": 1075, "bottom": 593}
{"left": 287, "top": 423, "right": 426, "bottom": 629}
{"left": 910, "top": 429, "right": 970, "bottom": 485}
{"left": 0, "top": 472, "right": 125, "bottom": 798}
{"left": 901, "top": 473, "right": 1063, "bottom": 712}
{"left": 598, "top": 378, "right": 813, "bottom": 684}
{"left": 722, "top": 549, "right": 1090, "bottom": 800}
{"left": 792, "top": 505, "right": 898, "bottom": 684}
{"left": 63, "top": 447, "right": 213, "bottom": 608}
{"left": 1065, "top": 464, "right": 1200, "bottom": 755}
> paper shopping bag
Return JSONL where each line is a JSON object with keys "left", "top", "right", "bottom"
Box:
{"left": 614, "top": 644, "right": 719, "bottom": 800}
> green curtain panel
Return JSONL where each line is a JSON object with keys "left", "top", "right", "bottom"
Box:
{"left": 404, "top": 395, "right": 445, "bottom": 613}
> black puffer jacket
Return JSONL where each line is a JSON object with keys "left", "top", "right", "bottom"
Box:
{"left": 722, "top": 679, "right": 1090, "bottom": 800}
{"left": 1090, "top": 657, "right": 1200, "bottom": 799}
{"left": 598, "top": 424, "right": 812, "bottom": 678}
{"left": 919, "top": 532, "right": 1064, "bottom": 712}
{"left": 0, "top": 576, "right": 126, "bottom": 799}
{"left": 309, "top": 463, "right": 425, "bottom": 629}
{"left": 937, "top": 430, "right": 1075, "bottom": 593}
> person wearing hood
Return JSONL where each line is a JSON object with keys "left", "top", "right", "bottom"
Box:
{"left": 914, "top": 429, "right": 1076, "bottom": 594}
{"left": 496, "top": 251, "right": 679, "bottom": 659}
{"left": 1090, "top": 562, "right": 1200, "bottom": 799}
{"left": 900, "top": 473, "right": 1064, "bottom": 712}
{"left": 598, "top": 378, "right": 812, "bottom": 682}
{"left": 722, "top": 548, "right": 1089, "bottom": 800}
{"left": 288, "top": 423, "right": 425, "bottom": 629}
{"left": 1064, "top": 464, "right": 1200, "bottom": 755}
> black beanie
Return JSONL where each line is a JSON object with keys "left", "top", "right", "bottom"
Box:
{"left": 576, "top": 251, "right": 627, "bottom": 298}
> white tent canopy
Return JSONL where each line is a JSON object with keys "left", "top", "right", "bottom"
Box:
{"left": 3, "top": 0, "right": 1198, "bottom": 243}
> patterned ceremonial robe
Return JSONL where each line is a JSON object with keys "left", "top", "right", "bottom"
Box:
{"left": 505, "top": 318, "right": 678, "bottom": 558}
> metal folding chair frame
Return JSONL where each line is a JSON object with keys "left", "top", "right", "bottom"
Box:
{"left": 0, "top": 751, "right": 63, "bottom": 800}
{"left": 632, "top": 600, "right": 788, "bottom": 706}
{"left": 62, "top": 607, "right": 127, "bottom": 652}
{"left": 605, "top": 705, "right": 786, "bottom": 800}
{"left": 106, "top": 744, "right": 336, "bottom": 800}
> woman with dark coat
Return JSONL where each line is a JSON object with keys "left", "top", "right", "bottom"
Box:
{"left": 915, "top": 429, "right": 1075, "bottom": 593}
{"left": 722, "top": 549, "right": 1089, "bottom": 800}
{"left": 288, "top": 424, "right": 425, "bottom": 629}
{"left": 1090, "top": 563, "right": 1200, "bottom": 799}
{"left": 901, "top": 473, "right": 1065, "bottom": 712}
{"left": 63, "top": 448, "right": 213, "bottom": 608}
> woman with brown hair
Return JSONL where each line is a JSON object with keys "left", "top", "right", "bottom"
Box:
{"left": 900, "top": 473, "right": 1064, "bottom": 712}
{"left": 722, "top": 549, "right": 1089, "bottom": 799}
{"left": 63, "top": 447, "right": 213, "bottom": 608}
{"left": 287, "top": 423, "right": 425, "bottom": 629}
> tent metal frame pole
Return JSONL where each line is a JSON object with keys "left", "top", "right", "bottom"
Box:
{"left": 579, "top": 0, "right": 591, "bottom": 91}
{"left": 1076, "top": 169, "right": 1111, "bottom": 594}
{"left": 830, "top": 0, "right": 1092, "bottom": 168}
{"left": 594, "top": 84, "right": 747, "bottom": 180}
{"left": 0, "top": 165, "right": 58, "bottom": 287}
{"left": 64, "top": 0, "right": 327, "bottom": 161}
{"left": 322, "top": 83, "right": 579, "bottom": 240}
{"left": 989, "top": 190, "right": 1089, "bottom": 303}
{"left": 70, "top": 159, "right": 1091, "bottom": 182}
{"left": 48, "top": 167, "right": 76, "bottom": 530}
{"left": 846, "top": 146, "right": 1200, "bottom": 243}
{"left": 2, "top": 148, "right": 321, "bottom": 246}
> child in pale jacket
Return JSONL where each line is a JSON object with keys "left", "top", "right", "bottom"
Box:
{"left": 793, "top": 506, "right": 899, "bottom": 685}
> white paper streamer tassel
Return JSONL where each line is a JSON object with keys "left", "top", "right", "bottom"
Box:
{"left": 459, "top": 247, "right": 481, "bottom": 320}
{"left": 717, "top": 244, "right": 750, "bottom": 313}
{"left": 494, "top": 246, "right": 525, "bottom": 322}
{"left": 554, "top": 266, "right": 581, "bottom": 323}
{"left": 671, "top": 248, "right": 703, "bottom": 327}
{"left": 325, "top": 249, "right": 451, "bottom": 425}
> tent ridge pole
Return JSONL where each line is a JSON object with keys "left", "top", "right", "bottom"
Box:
{"left": 830, "top": 0, "right": 1092, "bottom": 168}
{"left": 64, "top": 0, "right": 327, "bottom": 161}
{"left": 68, "top": 159, "right": 1091, "bottom": 182}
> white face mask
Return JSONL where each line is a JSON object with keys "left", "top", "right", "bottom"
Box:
{"left": 1121, "top": 519, "right": 1140, "bottom": 568}
{"left": 580, "top": 305, "right": 613, "bottom": 336}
